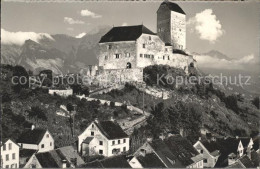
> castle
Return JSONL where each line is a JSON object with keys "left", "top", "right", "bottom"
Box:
{"left": 96, "top": 1, "right": 195, "bottom": 84}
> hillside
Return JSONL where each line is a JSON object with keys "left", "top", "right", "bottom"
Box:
{"left": 94, "top": 65, "right": 260, "bottom": 141}
{"left": 1, "top": 64, "right": 135, "bottom": 147}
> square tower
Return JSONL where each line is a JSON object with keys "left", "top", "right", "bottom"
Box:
{"left": 157, "top": 1, "right": 186, "bottom": 50}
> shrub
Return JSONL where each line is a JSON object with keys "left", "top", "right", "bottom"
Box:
{"left": 110, "top": 101, "right": 115, "bottom": 107}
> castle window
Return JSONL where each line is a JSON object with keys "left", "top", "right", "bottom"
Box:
{"left": 108, "top": 45, "right": 112, "bottom": 49}
{"left": 165, "top": 48, "right": 168, "bottom": 52}
{"left": 126, "top": 53, "right": 130, "bottom": 57}
{"left": 115, "top": 54, "right": 120, "bottom": 59}
{"left": 149, "top": 36, "right": 151, "bottom": 40}
{"left": 99, "top": 150, "right": 103, "bottom": 155}
{"left": 105, "top": 56, "right": 108, "bottom": 60}
{"left": 151, "top": 55, "right": 154, "bottom": 59}
{"left": 163, "top": 56, "right": 165, "bottom": 60}
{"left": 143, "top": 44, "right": 145, "bottom": 48}
{"left": 168, "top": 56, "right": 170, "bottom": 60}
{"left": 126, "top": 62, "right": 132, "bottom": 69}
{"left": 140, "top": 54, "right": 143, "bottom": 58}
{"left": 99, "top": 141, "right": 103, "bottom": 145}
{"left": 91, "top": 131, "right": 94, "bottom": 136}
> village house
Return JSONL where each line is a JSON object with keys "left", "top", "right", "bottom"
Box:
{"left": 19, "top": 149, "right": 37, "bottom": 168}
{"left": 129, "top": 135, "right": 203, "bottom": 168}
{"left": 78, "top": 118, "right": 129, "bottom": 157}
{"left": 195, "top": 137, "right": 255, "bottom": 167}
{"left": 24, "top": 146, "right": 85, "bottom": 168}
{"left": 79, "top": 154, "right": 131, "bottom": 168}
{"left": 193, "top": 140, "right": 220, "bottom": 167}
{"left": 1, "top": 139, "right": 20, "bottom": 168}
{"left": 16, "top": 126, "right": 54, "bottom": 153}
{"left": 48, "top": 88, "right": 73, "bottom": 97}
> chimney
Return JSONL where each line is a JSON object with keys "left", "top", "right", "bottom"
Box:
{"left": 147, "top": 137, "right": 153, "bottom": 142}
{"left": 62, "top": 160, "right": 67, "bottom": 168}
{"left": 70, "top": 158, "right": 77, "bottom": 167}
{"left": 31, "top": 124, "right": 35, "bottom": 130}
{"left": 94, "top": 118, "right": 98, "bottom": 123}
{"left": 110, "top": 116, "right": 115, "bottom": 122}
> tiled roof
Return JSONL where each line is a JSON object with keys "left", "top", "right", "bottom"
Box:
{"left": 81, "top": 155, "right": 131, "bottom": 168}
{"left": 83, "top": 137, "right": 94, "bottom": 144}
{"left": 201, "top": 140, "right": 219, "bottom": 153}
{"left": 148, "top": 139, "right": 182, "bottom": 167}
{"left": 17, "top": 128, "right": 47, "bottom": 144}
{"left": 137, "top": 153, "right": 166, "bottom": 168}
{"left": 20, "top": 149, "right": 37, "bottom": 158}
{"left": 159, "top": 1, "right": 185, "bottom": 14}
{"left": 164, "top": 136, "right": 199, "bottom": 166}
{"left": 240, "top": 138, "right": 251, "bottom": 147}
{"left": 99, "top": 25, "right": 156, "bottom": 43}
{"left": 35, "top": 146, "right": 84, "bottom": 168}
{"left": 239, "top": 155, "right": 255, "bottom": 168}
{"left": 95, "top": 121, "right": 128, "bottom": 140}
{"left": 36, "top": 151, "right": 60, "bottom": 168}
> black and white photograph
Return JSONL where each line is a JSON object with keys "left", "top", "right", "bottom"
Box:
{"left": 1, "top": 0, "right": 260, "bottom": 168}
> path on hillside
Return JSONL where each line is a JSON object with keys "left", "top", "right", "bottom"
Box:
{"left": 76, "top": 94, "right": 150, "bottom": 135}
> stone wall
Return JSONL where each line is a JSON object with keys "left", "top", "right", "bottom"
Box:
{"left": 96, "top": 68, "right": 144, "bottom": 86}
{"left": 170, "top": 11, "right": 186, "bottom": 50}
{"left": 98, "top": 41, "right": 137, "bottom": 69}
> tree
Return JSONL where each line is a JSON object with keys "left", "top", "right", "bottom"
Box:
{"left": 12, "top": 65, "right": 29, "bottom": 93}
{"left": 252, "top": 97, "right": 259, "bottom": 109}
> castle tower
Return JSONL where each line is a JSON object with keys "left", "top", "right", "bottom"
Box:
{"left": 157, "top": 0, "right": 186, "bottom": 50}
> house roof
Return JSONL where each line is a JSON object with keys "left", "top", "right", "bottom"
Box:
{"left": 159, "top": 1, "right": 185, "bottom": 15}
{"left": 137, "top": 153, "right": 166, "bottom": 168}
{"left": 94, "top": 121, "right": 128, "bottom": 140}
{"left": 164, "top": 136, "right": 200, "bottom": 166}
{"left": 81, "top": 155, "right": 131, "bottom": 168}
{"left": 148, "top": 139, "right": 181, "bottom": 167}
{"left": 99, "top": 25, "right": 156, "bottom": 43}
{"left": 201, "top": 140, "right": 219, "bottom": 153}
{"left": 239, "top": 155, "right": 255, "bottom": 168}
{"left": 82, "top": 137, "right": 94, "bottom": 144}
{"left": 20, "top": 149, "right": 37, "bottom": 158}
{"left": 1, "top": 138, "right": 20, "bottom": 147}
{"left": 35, "top": 146, "right": 84, "bottom": 168}
{"left": 17, "top": 128, "right": 47, "bottom": 144}
{"left": 240, "top": 138, "right": 251, "bottom": 147}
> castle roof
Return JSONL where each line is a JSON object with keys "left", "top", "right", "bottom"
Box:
{"left": 99, "top": 25, "right": 156, "bottom": 43}
{"left": 159, "top": 1, "right": 185, "bottom": 15}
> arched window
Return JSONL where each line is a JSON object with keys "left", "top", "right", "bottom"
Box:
{"left": 126, "top": 62, "right": 132, "bottom": 69}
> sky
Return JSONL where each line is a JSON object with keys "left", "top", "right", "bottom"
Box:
{"left": 1, "top": 0, "right": 260, "bottom": 72}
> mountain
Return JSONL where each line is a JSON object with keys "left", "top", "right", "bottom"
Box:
{"left": 1, "top": 26, "right": 111, "bottom": 74}
{"left": 203, "top": 50, "right": 231, "bottom": 61}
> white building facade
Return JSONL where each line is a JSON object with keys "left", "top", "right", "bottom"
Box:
{"left": 17, "top": 128, "right": 54, "bottom": 153}
{"left": 1, "top": 139, "right": 20, "bottom": 168}
{"left": 78, "top": 120, "right": 129, "bottom": 157}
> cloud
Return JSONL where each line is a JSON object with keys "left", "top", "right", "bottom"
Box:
{"left": 122, "top": 22, "right": 128, "bottom": 26}
{"left": 80, "top": 9, "right": 102, "bottom": 18}
{"left": 1, "top": 28, "right": 54, "bottom": 46}
{"left": 75, "top": 32, "right": 86, "bottom": 38}
{"left": 64, "top": 17, "right": 85, "bottom": 24}
{"left": 66, "top": 27, "right": 74, "bottom": 31}
{"left": 194, "top": 53, "right": 256, "bottom": 70}
{"left": 187, "top": 9, "right": 224, "bottom": 43}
